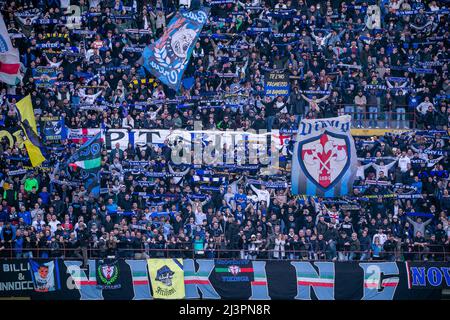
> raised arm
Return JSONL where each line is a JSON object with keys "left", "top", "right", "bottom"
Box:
{"left": 427, "top": 156, "right": 444, "bottom": 167}
{"left": 316, "top": 94, "right": 330, "bottom": 103}
{"left": 362, "top": 162, "right": 373, "bottom": 170}
{"left": 399, "top": 81, "right": 408, "bottom": 88}
{"left": 201, "top": 195, "right": 211, "bottom": 207}
{"left": 386, "top": 159, "right": 398, "bottom": 170}
{"left": 300, "top": 94, "right": 312, "bottom": 103}
{"left": 386, "top": 79, "right": 393, "bottom": 88}
{"left": 250, "top": 183, "right": 260, "bottom": 194}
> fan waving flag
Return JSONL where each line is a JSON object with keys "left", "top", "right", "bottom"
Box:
{"left": 141, "top": 8, "right": 209, "bottom": 90}
{"left": 0, "top": 14, "right": 22, "bottom": 85}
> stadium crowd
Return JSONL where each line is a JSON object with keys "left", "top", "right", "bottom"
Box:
{"left": 0, "top": 0, "right": 449, "bottom": 267}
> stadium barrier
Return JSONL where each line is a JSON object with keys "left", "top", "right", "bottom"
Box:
{"left": 0, "top": 258, "right": 447, "bottom": 300}
{"left": 1, "top": 246, "right": 448, "bottom": 261}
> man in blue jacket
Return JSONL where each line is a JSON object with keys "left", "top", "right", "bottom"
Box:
{"left": 0, "top": 222, "right": 16, "bottom": 258}
{"left": 0, "top": 204, "right": 8, "bottom": 223}
{"left": 18, "top": 206, "right": 32, "bottom": 226}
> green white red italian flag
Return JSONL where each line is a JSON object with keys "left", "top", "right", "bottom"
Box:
{"left": 251, "top": 271, "right": 268, "bottom": 286}
{"left": 69, "top": 157, "right": 101, "bottom": 170}
{"left": 296, "top": 272, "right": 335, "bottom": 287}
{"left": 131, "top": 270, "right": 150, "bottom": 286}
{"left": 184, "top": 270, "right": 210, "bottom": 285}
{"left": 364, "top": 274, "right": 399, "bottom": 289}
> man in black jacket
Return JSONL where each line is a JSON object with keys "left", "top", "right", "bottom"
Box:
{"left": 359, "top": 229, "right": 372, "bottom": 261}
{"left": 103, "top": 215, "right": 115, "bottom": 233}
{"left": 66, "top": 232, "right": 82, "bottom": 260}
{"left": 324, "top": 224, "right": 339, "bottom": 260}
{"left": 225, "top": 216, "right": 240, "bottom": 258}
{"left": 263, "top": 96, "right": 286, "bottom": 131}
{"left": 339, "top": 216, "right": 355, "bottom": 237}
{"left": 77, "top": 223, "right": 90, "bottom": 268}
{"left": 131, "top": 232, "right": 145, "bottom": 259}
{"left": 3, "top": 184, "right": 17, "bottom": 208}
{"left": 337, "top": 231, "right": 351, "bottom": 261}
{"left": 383, "top": 234, "right": 398, "bottom": 261}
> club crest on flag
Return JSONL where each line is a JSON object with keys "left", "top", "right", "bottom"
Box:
{"left": 96, "top": 259, "right": 121, "bottom": 289}
{"left": 147, "top": 259, "right": 185, "bottom": 299}
{"left": 228, "top": 265, "right": 241, "bottom": 276}
{"left": 101, "top": 264, "right": 115, "bottom": 281}
{"left": 298, "top": 130, "right": 350, "bottom": 191}
{"left": 156, "top": 265, "right": 175, "bottom": 286}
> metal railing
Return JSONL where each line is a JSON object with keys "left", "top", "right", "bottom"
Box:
{"left": 1, "top": 244, "right": 447, "bottom": 262}
{"left": 333, "top": 106, "right": 420, "bottom": 129}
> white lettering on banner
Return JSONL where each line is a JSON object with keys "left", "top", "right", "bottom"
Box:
{"left": 298, "top": 119, "right": 351, "bottom": 136}
{"left": 182, "top": 10, "right": 208, "bottom": 24}
{"left": 149, "top": 61, "right": 178, "bottom": 84}
{"left": 1, "top": 262, "right": 33, "bottom": 292}
{"left": 75, "top": 129, "right": 285, "bottom": 151}
{"left": 3, "top": 262, "right": 29, "bottom": 272}
{"left": 0, "top": 281, "right": 34, "bottom": 291}
{"left": 69, "top": 128, "right": 288, "bottom": 167}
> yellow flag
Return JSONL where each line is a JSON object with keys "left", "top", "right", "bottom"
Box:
{"left": 147, "top": 259, "right": 185, "bottom": 299}
{"left": 24, "top": 139, "right": 45, "bottom": 167}
{"left": 16, "top": 95, "right": 37, "bottom": 134}
{"left": 16, "top": 95, "right": 45, "bottom": 167}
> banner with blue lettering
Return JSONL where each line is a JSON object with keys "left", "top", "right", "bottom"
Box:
{"left": 292, "top": 115, "right": 357, "bottom": 197}
{"left": 141, "top": 8, "right": 210, "bottom": 90}
{"left": 211, "top": 260, "right": 254, "bottom": 299}
{"left": 264, "top": 71, "right": 290, "bottom": 97}
{"left": 406, "top": 262, "right": 449, "bottom": 289}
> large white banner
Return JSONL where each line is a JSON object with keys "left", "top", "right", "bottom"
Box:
{"left": 68, "top": 128, "right": 289, "bottom": 152}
